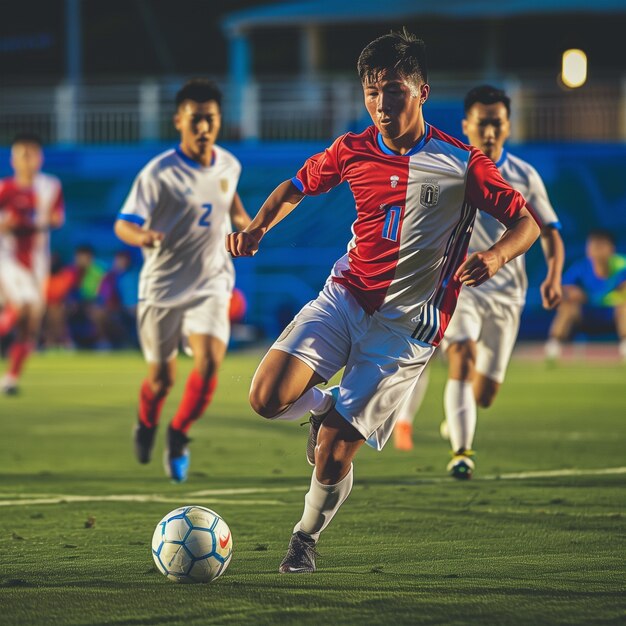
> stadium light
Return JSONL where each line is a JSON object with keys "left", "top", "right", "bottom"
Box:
{"left": 561, "top": 49, "right": 587, "bottom": 88}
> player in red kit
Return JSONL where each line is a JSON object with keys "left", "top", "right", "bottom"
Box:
{"left": 0, "top": 134, "right": 64, "bottom": 395}
{"left": 227, "top": 29, "right": 540, "bottom": 572}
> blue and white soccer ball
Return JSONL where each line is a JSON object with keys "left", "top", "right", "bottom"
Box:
{"left": 152, "top": 505, "right": 233, "bottom": 583}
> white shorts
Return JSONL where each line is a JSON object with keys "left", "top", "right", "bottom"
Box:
{"left": 272, "top": 280, "right": 435, "bottom": 450}
{"left": 441, "top": 287, "right": 522, "bottom": 384}
{"left": 0, "top": 258, "right": 45, "bottom": 307}
{"left": 138, "top": 294, "right": 231, "bottom": 363}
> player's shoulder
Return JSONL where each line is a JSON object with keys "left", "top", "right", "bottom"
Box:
{"left": 213, "top": 144, "right": 241, "bottom": 174}
{"left": 503, "top": 151, "right": 541, "bottom": 181}
{"left": 329, "top": 126, "right": 378, "bottom": 154}
{"left": 139, "top": 148, "right": 179, "bottom": 178}
{"left": 35, "top": 172, "right": 62, "bottom": 189}
{"left": 426, "top": 124, "right": 476, "bottom": 176}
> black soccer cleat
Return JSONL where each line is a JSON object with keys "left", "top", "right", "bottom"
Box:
{"left": 278, "top": 531, "right": 318, "bottom": 573}
{"left": 447, "top": 449, "right": 475, "bottom": 480}
{"left": 306, "top": 386, "right": 340, "bottom": 466}
{"left": 134, "top": 421, "right": 157, "bottom": 464}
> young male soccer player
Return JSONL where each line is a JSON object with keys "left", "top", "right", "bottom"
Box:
{"left": 115, "top": 79, "right": 250, "bottom": 482}
{"left": 546, "top": 229, "right": 626, "bottom": 360}
{"left": 394, "top": 86, "right": 565, "bottom": 477}
{"left": 0, "top": 133, "right": 65, "bottom": 395}
{"left": 227, "top": 31, "right": 540, "bottom": 573}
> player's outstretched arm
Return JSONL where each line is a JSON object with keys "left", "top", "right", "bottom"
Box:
{"left": 455, "top": 206, "right": 540, "bottom": 287}
{"left": 114, "top": 219, "right": 164, "bottom": 248}
{"left": 229, "top": 192, "right": 252, "bottom": 232}
{"left": 539, "top": 226, "right": 565, "bottom": 309}
{"left": 226, "top": 180, "right": 304, "bottom": 257}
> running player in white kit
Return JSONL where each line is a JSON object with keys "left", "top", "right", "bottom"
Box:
{"left": 394, "top": 85, "right": 564, "bottom": 478}
{"left": 0, "top": 133, "right": 65, "bottom": 395}
{"left": 114, "top": 79, "right": 250, "bottom": 482}
{"left": 228, "top": 32, "right": 540, "bottom": 572}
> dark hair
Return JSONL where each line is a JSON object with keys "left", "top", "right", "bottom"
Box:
{"left": 357, "top": 28, "right": 427, "bottom": 85}
{"left": 12, "top": 132, "right": 42, "bottom": 147}
{"left": 587, "top": 228, "right": 616, "bottom": 246}
{"left": 464, "top": 85, "right": 511, "bottom": 117}
{"left": 175, "top": 78, "right": 222, "bottom": 110}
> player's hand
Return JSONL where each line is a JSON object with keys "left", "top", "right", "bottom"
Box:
{"left": 540, "top": 278, "right": 562, "bottom": 310}
{"left": 139, "top": 230, "right": 165, "bottom": 248}
{"left": 226, "top": 229, "right": 263, "bottom": 257}
{"left": 454, "top": 250, "right": 503, "bottom": 287}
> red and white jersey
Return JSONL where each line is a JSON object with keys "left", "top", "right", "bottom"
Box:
{"left": 469, "top": 150, "right": 560, "bottom": 305}
{"left": 0, "top": 173, "right": 64, "bottom": 276}
{"left": 292, "top": 124, "right": 526, "bottom": 346}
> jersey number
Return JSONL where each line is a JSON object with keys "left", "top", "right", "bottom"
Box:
{"left": 198, "top": 203, "right": 212, "bottom": 227}
{"left": 382, "top": 206, "right": 402, "bottom": 242}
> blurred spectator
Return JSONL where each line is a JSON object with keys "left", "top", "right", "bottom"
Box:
{"left": 98, "top": 250, "right": 139, "bottom": 347}
{"left": 42, "top": 252, "right": 78, "bottom": 348}
{"left": 66, "top": 244, "right": 107, "bottom": 348}
{"left": 546, "top": 229, "right": 626, "bottom": 359}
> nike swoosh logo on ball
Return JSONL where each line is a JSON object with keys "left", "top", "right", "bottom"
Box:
{"left": 219, "top": 532, "right": 231, "bottom": 549}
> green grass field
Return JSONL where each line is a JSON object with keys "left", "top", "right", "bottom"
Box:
{"left": 0, "top": 350, "right": 625, "bottom": 626}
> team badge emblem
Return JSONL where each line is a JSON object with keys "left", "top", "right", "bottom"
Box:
{"left": 420, "top": 182, "right": 440, "bottom": 208}
{"left": 220, "top": 179, "right": 229, "bottom": 193}
{"left": 390, "top": 175, "right": 400, "bottom": 189}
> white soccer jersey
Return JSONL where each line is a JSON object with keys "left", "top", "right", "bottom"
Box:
{"left": 468, "top": 150, "right": 560, "bottom": 305}
{"left": 118, "top": 146, "right": 241, "bottom": 307}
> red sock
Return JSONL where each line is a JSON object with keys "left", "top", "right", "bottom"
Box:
{"left": 170, "top": 371, "right": 217, "bottom": 434}
{"left": 8, "top": 341, "right": 33, "bottom": 378}
{"left": 0, "top": 306, "right": 18, "bottom": 337}
{"left": 138, "top": 379, "right": 168, "bottom": 428}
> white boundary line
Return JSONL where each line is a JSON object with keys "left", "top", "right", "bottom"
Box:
{"left": 0, "top": 467, "right": 623, "bottom": 507}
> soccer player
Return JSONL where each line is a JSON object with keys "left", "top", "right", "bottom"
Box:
{"left": 114, "top": 79, "right": 250, "bottom": 482}
{"left": 227, "top": 31, "right": 540, "bottom": 573}
{"left": 394, "top": 86, "right": 565, "bottom": 475}
{"left": 0, "top": 133, "right": 65, "bottom": 395}
{"left": 545, "top": 229, "right": 626, "bottom": 360}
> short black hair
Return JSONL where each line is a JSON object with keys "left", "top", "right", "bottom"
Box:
{"left": 464, "top": 85, "right": 511, "bottom": 117}
{"left": 12, "top": 132, "right": 42, "bottom": 147}
{"left": 357, "top": 28, "right": 427, "bottom": 85}
{"left": 587, "top": 228, "right": 616, "bottom": 246}
{"left": 175, "top": 78, "right": 222, "bottom": 110}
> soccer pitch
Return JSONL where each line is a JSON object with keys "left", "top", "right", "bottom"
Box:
{"left": 0, "top": 350, "right": 624, "bottom": 625}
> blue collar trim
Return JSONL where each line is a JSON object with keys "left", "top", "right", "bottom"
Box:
{"left": 175, "top": 147, "right": 215, "bottom": 169}
{"left": 376, "top": 123, "right": 430, "bottom": 157}
{"left": 495, "top": 149, "right": 508, "bottom": 168}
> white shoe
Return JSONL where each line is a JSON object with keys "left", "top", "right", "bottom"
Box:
{"left": 439, "top": 419, "right": 449, "bottom": 441}
{"left": 1, "top": 374, "right": 18, "bottom": 396}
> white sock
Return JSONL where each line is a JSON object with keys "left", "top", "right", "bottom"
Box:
{"left": 294, "top": 465, "right": 354, "bottom": 542}
{"left": 444, "top": 379, "right": 477, "bottom": 452}
{"left": 619, "top": 339, "right": 626, "bottom": 360}
{"left": 545, "top": 338, "right": 562, "bottom": 360}
{"left": 272, "top": 386, "right": 332, "bottom": 422}
{"left": 396, "top": 369, "right": 430, "bottom": 425}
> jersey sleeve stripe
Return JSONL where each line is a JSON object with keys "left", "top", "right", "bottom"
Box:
{"left": 117, "top": 213, "right": 146, "bottom": 226}
{"left": 291, "top": 176, "right": 305, "bottom": 193}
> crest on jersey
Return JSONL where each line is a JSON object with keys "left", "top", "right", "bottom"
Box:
{"left": 220, "top": 179, "right": 229, "bottom": 193}
{"left": 420, "top": 182, "right": 440, "bottom": 208}
{"left": 390, "top": 175, "right": 400, "bottom": 189}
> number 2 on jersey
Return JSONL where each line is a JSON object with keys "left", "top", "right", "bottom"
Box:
{"left": 198, "top": 203, "right": 212, "bottom": 227}
{"left": 382, "top": 206, "right": 402, "bottom": 242}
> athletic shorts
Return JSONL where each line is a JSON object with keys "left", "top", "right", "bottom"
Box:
{"left": 0, "top": 258, "right": 45, "bottom": 307}
{"left": 441, "top": 287, "right": 522, "bottom": 384}
{"left": 137, "top": 293, "right": 231, "bottom": 363}
{"left": 272, "top": 280, "right": 435, "bottom": 451}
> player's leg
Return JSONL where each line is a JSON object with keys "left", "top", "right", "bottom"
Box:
{"left": 134, "top": 303, "right": 181, "bottom": 464}
{"left": 393, "top": 366, "right": 430, "bottom": 451}
{"left": 613, "top": 303, "right": 626, "bottom": 360}
{"left": 279, "top": 411, "right": 364, "bottom": 573}
{"left": 545, "top": 285, "right": 585, "bottom": 360}
{"left": 440, "top": 289, "right": 483, "bottom": 477}
{"left": 279, "top": 313, "right": 433, "bottom": 573}
{"left": 444, "top": 339, "right": 478, "bottom": 477}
